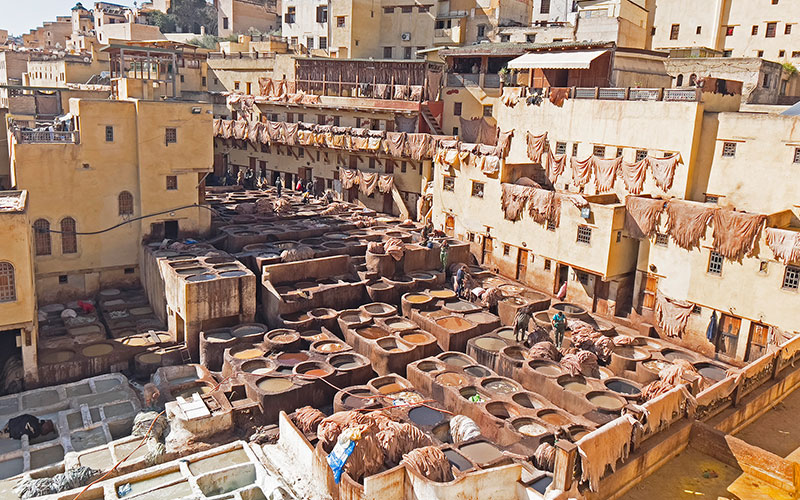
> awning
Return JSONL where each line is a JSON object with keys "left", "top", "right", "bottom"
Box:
{"left": 507, "top": 50, "right": 608, "bottom": 70}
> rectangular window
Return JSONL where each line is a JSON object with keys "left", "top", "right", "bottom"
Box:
{"left": 572, "top": 143, "right": 579, "bottom": 156}
{"left": 696, "top": 26, "right": 702, "bottom": 34}
{"left": 165, "top": 127, "right": 177, "bottom": 145}
{"left": 202, "top": 76, "right": 206, "bottom": 87}
{"left": 592, "top": 145, "right": 605, "bottom": 157}
{"left": 766, "top": 22, "right": 777, "bottom": 38}
{"left": 722, "top": 142, "right": 736, "bottom": 157}
{"left": 319, "top": 37, "right": 328, "bottom": 50}
{"left": 670, "top": 24, "right": 680, "bottom": 40}
{"left": 725, "top": 26, "right": 734, "bottom": 36}
{"left": 760, "top": 261, "right": 769, "bottom": 274}
{"left": 786, "top": 24, "right": 792, "bottom": 34}
{"left": 471, "top": 181, "right": 484, "bottom": 198}
{"left": 780, "top": 50, "right": 786, "bottom": 57}
{"left": 223, "top": 17, "right": 229, "bottom": 29}
{"left": 708, "top": 251, "right": 723, "bottom": 275}
{"left": 544, "top": 259, "right": 551, "bottom": 270}
{"left": 577, "top": 226, "right": 592, "bottom": 244}
{"left": 234, "top": 81, "right": 240, "bottom": 90}
{"left": 166, "top": 175, "right": 178, "bottom": 190}
{"left": 404, "top": 47, "right": 412, "bottom": 59}
{"left": 794, "top": 147, "right": 800, "bottom": 164}
{"left": 763, "top": 74, "right": 770, "bottom": 87}
{"left": 526, "top": 34, "right": 536, "bottom": 43}
{"left": 483, "top": 105, "right": 493, "bottom": 117}
{"left": 443, "top": 176, "right": 455, "bottom": 191}
{"left": 383, "top": 46, "right": 393, "bottom": 58}
{"left": 723, "top": 50, "right": 733, "bottom": 57}
{"left": 783, "top": 266, "right": 800, "bottom": 290}
{"left": 453, "top": 102, "right": 462, "bottom": 116}
{"left": 540, "top": 0, "right": 550, "bottom": 14}
{"left": 576, "top": 271, "right": 590, "bottom": 285}
{"left": 477, "top": 25, "right": 486, "bottom": 38}
{"left": 635, "top": 149, "right": 648, "bottom": 162}
{"left": 555, "top": 142, "right": 566, "bottom": 154}
{"left": 793, "top": 51, "right": 800, "bottom": 58}
{"left": 337, "top": 16, "right": 345, "bottom": 27}
{"left": 105, "top": 125, "right": 113, "bottom": 142}
{"left": 655, "top": 233, "right": 669, "bottom": 247}
{"left": 285, "top": 7, "right": 295, "bottom": 23}
{"left": 307, "top": 37, "right": 314, "bottom": 49}
{"left": 418, "top": 5, "right": 429, "bottom": 12}
{"left": 503, "top": 244, "right": 510, "bottom": 256}
{"left": 401, "top": 6, "right": 412, "bottom": 13}
{"left": 384, "top": 7, "right": 394, "bottom": 14}
{"left": 692, "top": 305, "right": 702, "bottom": 314}
{"left": 401, "top": 161, "right": 407, "bottom": 172}
{"left": 453, "top": 127, "right": 458, "bottom": 135}
{"left": 547, "top": 220, "right": 556, "bottom": 231}
{"left": 615, "top": 147, "right": 623, "bottom": 158}
{"left": 758, "top": 50, "right": 765, "bottom": 58}
{"left": 752, "top": 25, "right": 758, "bottom": 35}
{"left": 316, "top": 5, "right": 328, "bottom": 23}
{"left": 705, "top": 194, "right": 719, "bottom": 204}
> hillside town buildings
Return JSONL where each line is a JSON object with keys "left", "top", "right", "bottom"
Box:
{"left": 1, "top": 1, "right": 800, "bottom": 500}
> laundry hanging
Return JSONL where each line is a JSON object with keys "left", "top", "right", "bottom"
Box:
{"left": 624, "top": 196, "right": 665, "bottom": 239}
{"left": 712, "top": 208, "right": 767, "bottom": 260}
{"left": 664, "top": 199, "right": 716, "bottom": 250}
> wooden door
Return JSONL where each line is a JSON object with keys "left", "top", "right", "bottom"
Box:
{"left": 445, "top": 215, "right": 455, "bottom": 237}
{"left": 716, "top": 314, "right": 741, "bottom": 357}
{"left": 516, "top": 248, "right": 528, "bottom": 281}
{"left": 642, "top": 274, "right": 658, "bottom": 309}
{"left": 482, "top": 236, "right": 493, "bottom": 265}
{"left": 746, "top": 322, "right": 770, "bottom": 361}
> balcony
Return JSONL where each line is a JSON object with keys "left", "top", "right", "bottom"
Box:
{"left": 15, "top": 130, "right": 79, "bottom": 144}
{"left": 447, "top": 73, "right": 480, "bottom": 87}
{"left": 434, "top": 25, "right": 463, "bottom": 45}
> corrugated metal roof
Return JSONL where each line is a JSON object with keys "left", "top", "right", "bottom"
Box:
{"left": 507, "top": 49, "right": 609, "bottom": 70}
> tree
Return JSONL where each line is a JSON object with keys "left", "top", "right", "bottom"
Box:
{"left": 169, "top": 0, "right": 218, "bottom": 35}
{"left": 148, "top": 10, "right": 177, "bottom": 33}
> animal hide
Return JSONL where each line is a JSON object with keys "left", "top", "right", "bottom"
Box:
{"left": 649, "top": 153, "right": 682, "bottom": 192}
{"left": 571, "top": 156, "right": 594, "bottom": 188}
{"left": 526, "top": 132, "right": 548, "bottom": 163}
{"left": 765, "top": 227, "right": 800, "bottom": 264}
{"left": 621, "top": 158, "right": 648, "bottom": 195}
{"left": 528, "top": 188, "right": 556, "bottom": 225}
{"left": 545, "top": 148, "right": 567, "bottom": 184}
{"left": 624, "top": 196, "right": 665, "bottom": 239}
{"left": 655, "top": 291, "right": 693, "bottom": 338}
{"left": 378, "top": 174, "right": 394, "bottom": 194}
{"left": 385, "top": 132, "right": 407, "bottom": 157}
{"left": 712, "top": 208, "right": 767, "bottom": 260}
{"left": 664, "top": 199, "right": 716, "bottom": 250}
{"left": 359, "top": 171, "right": 379, "bottom": 196}
{"left": 576, "top": 415, "right": 636, "bottom": 492}
{"left": 495, "top": 129, "right": 514, "bottom": 158}
{"left": 501, "top": 184, "right": 532, "bottom": 221}
{"left": 594, "top": 157, "right": 622, "bottom": 192}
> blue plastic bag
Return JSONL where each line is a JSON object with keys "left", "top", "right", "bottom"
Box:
{"left": 327, "top": 437, "right": 356, "bottom": 484}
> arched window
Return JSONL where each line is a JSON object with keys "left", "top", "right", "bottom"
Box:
{"left": 61, "top": 217, "right": 77, "bottom": 254}
{"left": 118, "top": 191, "right": 134, "bottom": 216}
{"left": 33, "top": 219, "right": 51, "bottom": 256}
{"left": 676, "top": 74, "right": 684, "bottom": 86}
{"left": 689, "top": 73, "right": 697, "bottom": 86}
{"left": 0, "top": 262, "right": 15, "bottom": 302}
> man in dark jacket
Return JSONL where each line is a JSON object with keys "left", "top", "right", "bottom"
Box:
{"left": 2, "top": 414, "right": 55, "bottom": 440}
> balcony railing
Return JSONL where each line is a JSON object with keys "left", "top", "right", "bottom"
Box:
{"left": 447, "top": 73, "right": 481, "bottom": 87}
{"left": 209, "top": 51, "right": 276, "bottom": 59}
{"left": 16, "top": 130, "right": 79, "bottom": 144}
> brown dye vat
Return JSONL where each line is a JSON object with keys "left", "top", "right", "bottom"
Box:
{"left": 271, "top": 334, "right": 295, "bottom": 342}
{"left": 363, "top": 303, "right": 395, "bottom": 316}
{"left": 614, "top": 346, "right": 651, "bottom": 360}
{"left": 409, "top": 406, "right": 445, "bottom": 426}
{"left": 661, "top": 348, "right": 695, "bottom": 362}
{"left": 377, "top": 382, "right": 405, "bottom": 395}
{"left": 537, "top": 410, "right": 571, "bottom": 426}
{"left": 282, "top": 312, "right": 310, "bottom": 322}
{"left": 586, "top": 391, "right": 625, "bottom": 412}
{"left": 501, "top": 346, "right": 526, "bottom": 361}
{"left": 436, "top": 372, "right": 467, "bottom": 387}
{"left": 276, "top": 352, "right": 309, "bottom": 365}
{"left": 464, "top": 365, "right": 491, "bottom": 378}
{"left": 300, "top": 330, "right": 328, "bottom": 343}
{"left": 384, "top": 318, "right": 416, "bottom": 331}
{"left": 82, "top": 344, "right": 113, "bottom": 357}
{"left": 417, "top": 360, "right": 442, "bottom": 372}
{"left": 460, "top": 386, "right": 490, "bottom": 402}
{"left": 376, "top": 337, "right": 409, "bottom": 352}
{"left": 482, "top": 378, "right": 519, "bottom": 394}
{"left": 232, "top": 325, "right": 266, "bottom": 337}
{"left": 309, "top": 308, "right": 334, "bottom": 318}
{"left": 429, "top": 289, "right": 456, "bottom": 299}
{"left": 329, "top": 354, "right": 364, "bottom": 370}
{"left": 558, "top": 375, "right": 590, "bottom": 394}
{"left": 512, "top": 392, "right": 545, "bottom": 409}
{"left": 241, "top": 360, "right": 273, "bottom": 375}
{"left": 496, "top": 328, "right": 516, "bottom": 341}
{"left": 474, "top": 337, "right": 507, "bottom": 352}
{"left": 695, "top": 363, "right": 728, "bottom": 382}
{"left": 440, "top": 353, "right": 471, "bottom": 367}
{"left": 356, "top": 326, "right": 390, "bottom": 340}
{"left": 405, "top": 294, "right": 432, "bottom": 304}
{"left": 569, "top": 425, "right": 590, "bottom": 441}
{"left": 314, "top": 341, "right": 347, "bottom": 353}
{"left": 256, "top": 377, "right": 294, "bottom": 393}
{"left": 436, "top": 316, "right": 472, "bottom": 331}
{"left": 400, "top": 332, "right": 431, "bottom": 344}
{"left": 342, "top": 390, "right": 377, "bottom": 409}
{"left": 485, "top": 401, "right": 517, "bottom": 420}
{"left": 233, "top": 348, "right": 264, "bottom": 360}
{"left": 459, "top": 441, "right": 504, "bottom": 465}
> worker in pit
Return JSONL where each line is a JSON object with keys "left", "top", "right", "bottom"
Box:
{"left": 1, "top": 414, "right": 55, "bottom": 440}
{"left": 439, "top": 239, "right": 450, "bottom": 272}
{"left": 552, "top": 310, "right": 567, "bottom": 348}
{"left": 513, "top": 306, "right": 532, "bottom": 343}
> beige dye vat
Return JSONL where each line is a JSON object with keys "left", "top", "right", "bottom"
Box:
{"left": 256, "top": 378, "right": 294, "bottom": 393}
{"left": 474, "top": 337, "right": 506, "bottom": 351}
{"left": 460, "top": 442, "right": 504, "bottom": 464}
{"left": 561, "top": 381, "right": 590, "bottom": 394}
{"left": 233, "top": 348, "right": 265, "bottom": 360}
{"left": 405, "top": 294, "right": 431, "bottom": 304}
{"left": 356, "top": 327, "right": 390, "bottom": 340}
{"left": 436, "top": 317, "right": 472, "bottom": 330}
{"left": 316, "top": 342, "right": 346, "bottom": 353}
{"left": 437, "top": 372, "right": 467, "bottom": 387}
{"left": 587, "top": 392, "right": 624, "bottom": 411}
{"left": 516, "top": 422, "right": 548, "bottom": 437}
{"left": 82, "top": 344, "right": 113, "bottom": 357}
{"left": 538, "top": 411, "right": 570, "bottom": 426}
{"left": 121, "top": 469, "right": 184, "bottom": 496}
{"left": 401, "top": 332, "right": 430, "bottom": 344}
{"left": 188, "top": 448, "right": 250, "bottom": 476}
{"left": 484, "top": 380, "right": 518, "bottom": 394}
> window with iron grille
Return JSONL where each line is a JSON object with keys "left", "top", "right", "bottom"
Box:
{"left": 655, "top": 232, "right": 669, "bottom": 247}
{"left": 337, "top": 16, "right": 345, "bottom": 27}
{"left": 105, "top": 125, "right": 114, "bottom": 142}
{"left": 722, "top": 142, "right": 736, "bottom": 157}
{"left": 635, "top": 149, "right": 647, "bottom": 162}
{"left": 307, "top": 37, "right": 314, "bottom": 49}
{"left": 547, "top": 220, "right": 556, "bottom": 231}
{"left": 794, "top": 147, "right": 800, "bottom": 164}
{"left": 383, "top": 46, "right": 393, "bottom": 58}
{"left": 384, "top": 7, "right": 393, "bottom": 14}
{"left": 401, "top": 6, "right": 412, "bottom": 13}
{"left": 443, "top": 176, "right": 454, "bottom": 191}
{"left": 576, "top": 271, "right": 590, "bottom": 285}
{"left": 576, "top": 226, "right": 592, "bottom": 244}
{"left": 319, "top": 37, "right": 328, "bottom": 50}
{"left": 166, "top": 176, "right": 178, "bottom": 190}
{"left": 766, "top": 22, "right": 777, "bottom": 37}
{"left": 483, "top": 105, "right": 493, "bottom": 117}
{"left": 165, "top": 128, "right": 177, "bottom": 145}
{"left": 760, "top": 261, "right": 769, "bottom": 274}
{"left": 786, "top": 24, "right": 792, "bottom": 34}
{"left": 783, "top": 266, "right": 800, "bottom": 290}
{"left": 471, "top": 181, "right": 484, "bottom": 198}
{"left": 708, "top": 251, "right": 723, "bottom": 275}
{"left": 752, "top": 25, "right": 758, "bottom": 35}
{"left": 0, "top": 262, "right": 15, "bottom": 302}
{"left": 540, "top": 0, "right": 550, "bottom": 14}
{"left": 284, "top": 7, "right": 295, "bottom": 23}
{"left": 61, "top": 217, "right": 77, "bottom": 254}
{"left": 670, "top": 24, "right": 680, "bottom": 40}
{"left": 118, "top": 191, "right": 133, "bottom": 216}
{"left": 544, "top": 259, "right": 551, "bottom": 270}
{"left": 503, "top": 244, "right": 510, "bottom": 256}
{"left": 401, "top": 162, "right": 407, "bottom": 172}
{"left": 593, "top": 145, "right": 605, "bottom": 157}
{"left": 572, "top": 143, "right": 579, "bottom": 156}
{"left": 705, "top": 194, "right": 719, "bottom": 204}
{"left": 615, "top": 147, "right": 623, "bottom": 158}
{"left": 33, "top": 219, "right": 51, "bottom": 256}
{"left": 555, "top": 142, "right": 566, "bottom": 154}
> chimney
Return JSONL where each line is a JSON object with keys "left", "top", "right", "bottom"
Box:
{"left": 201, "top": 26, "right": 206, "bottom": 36}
